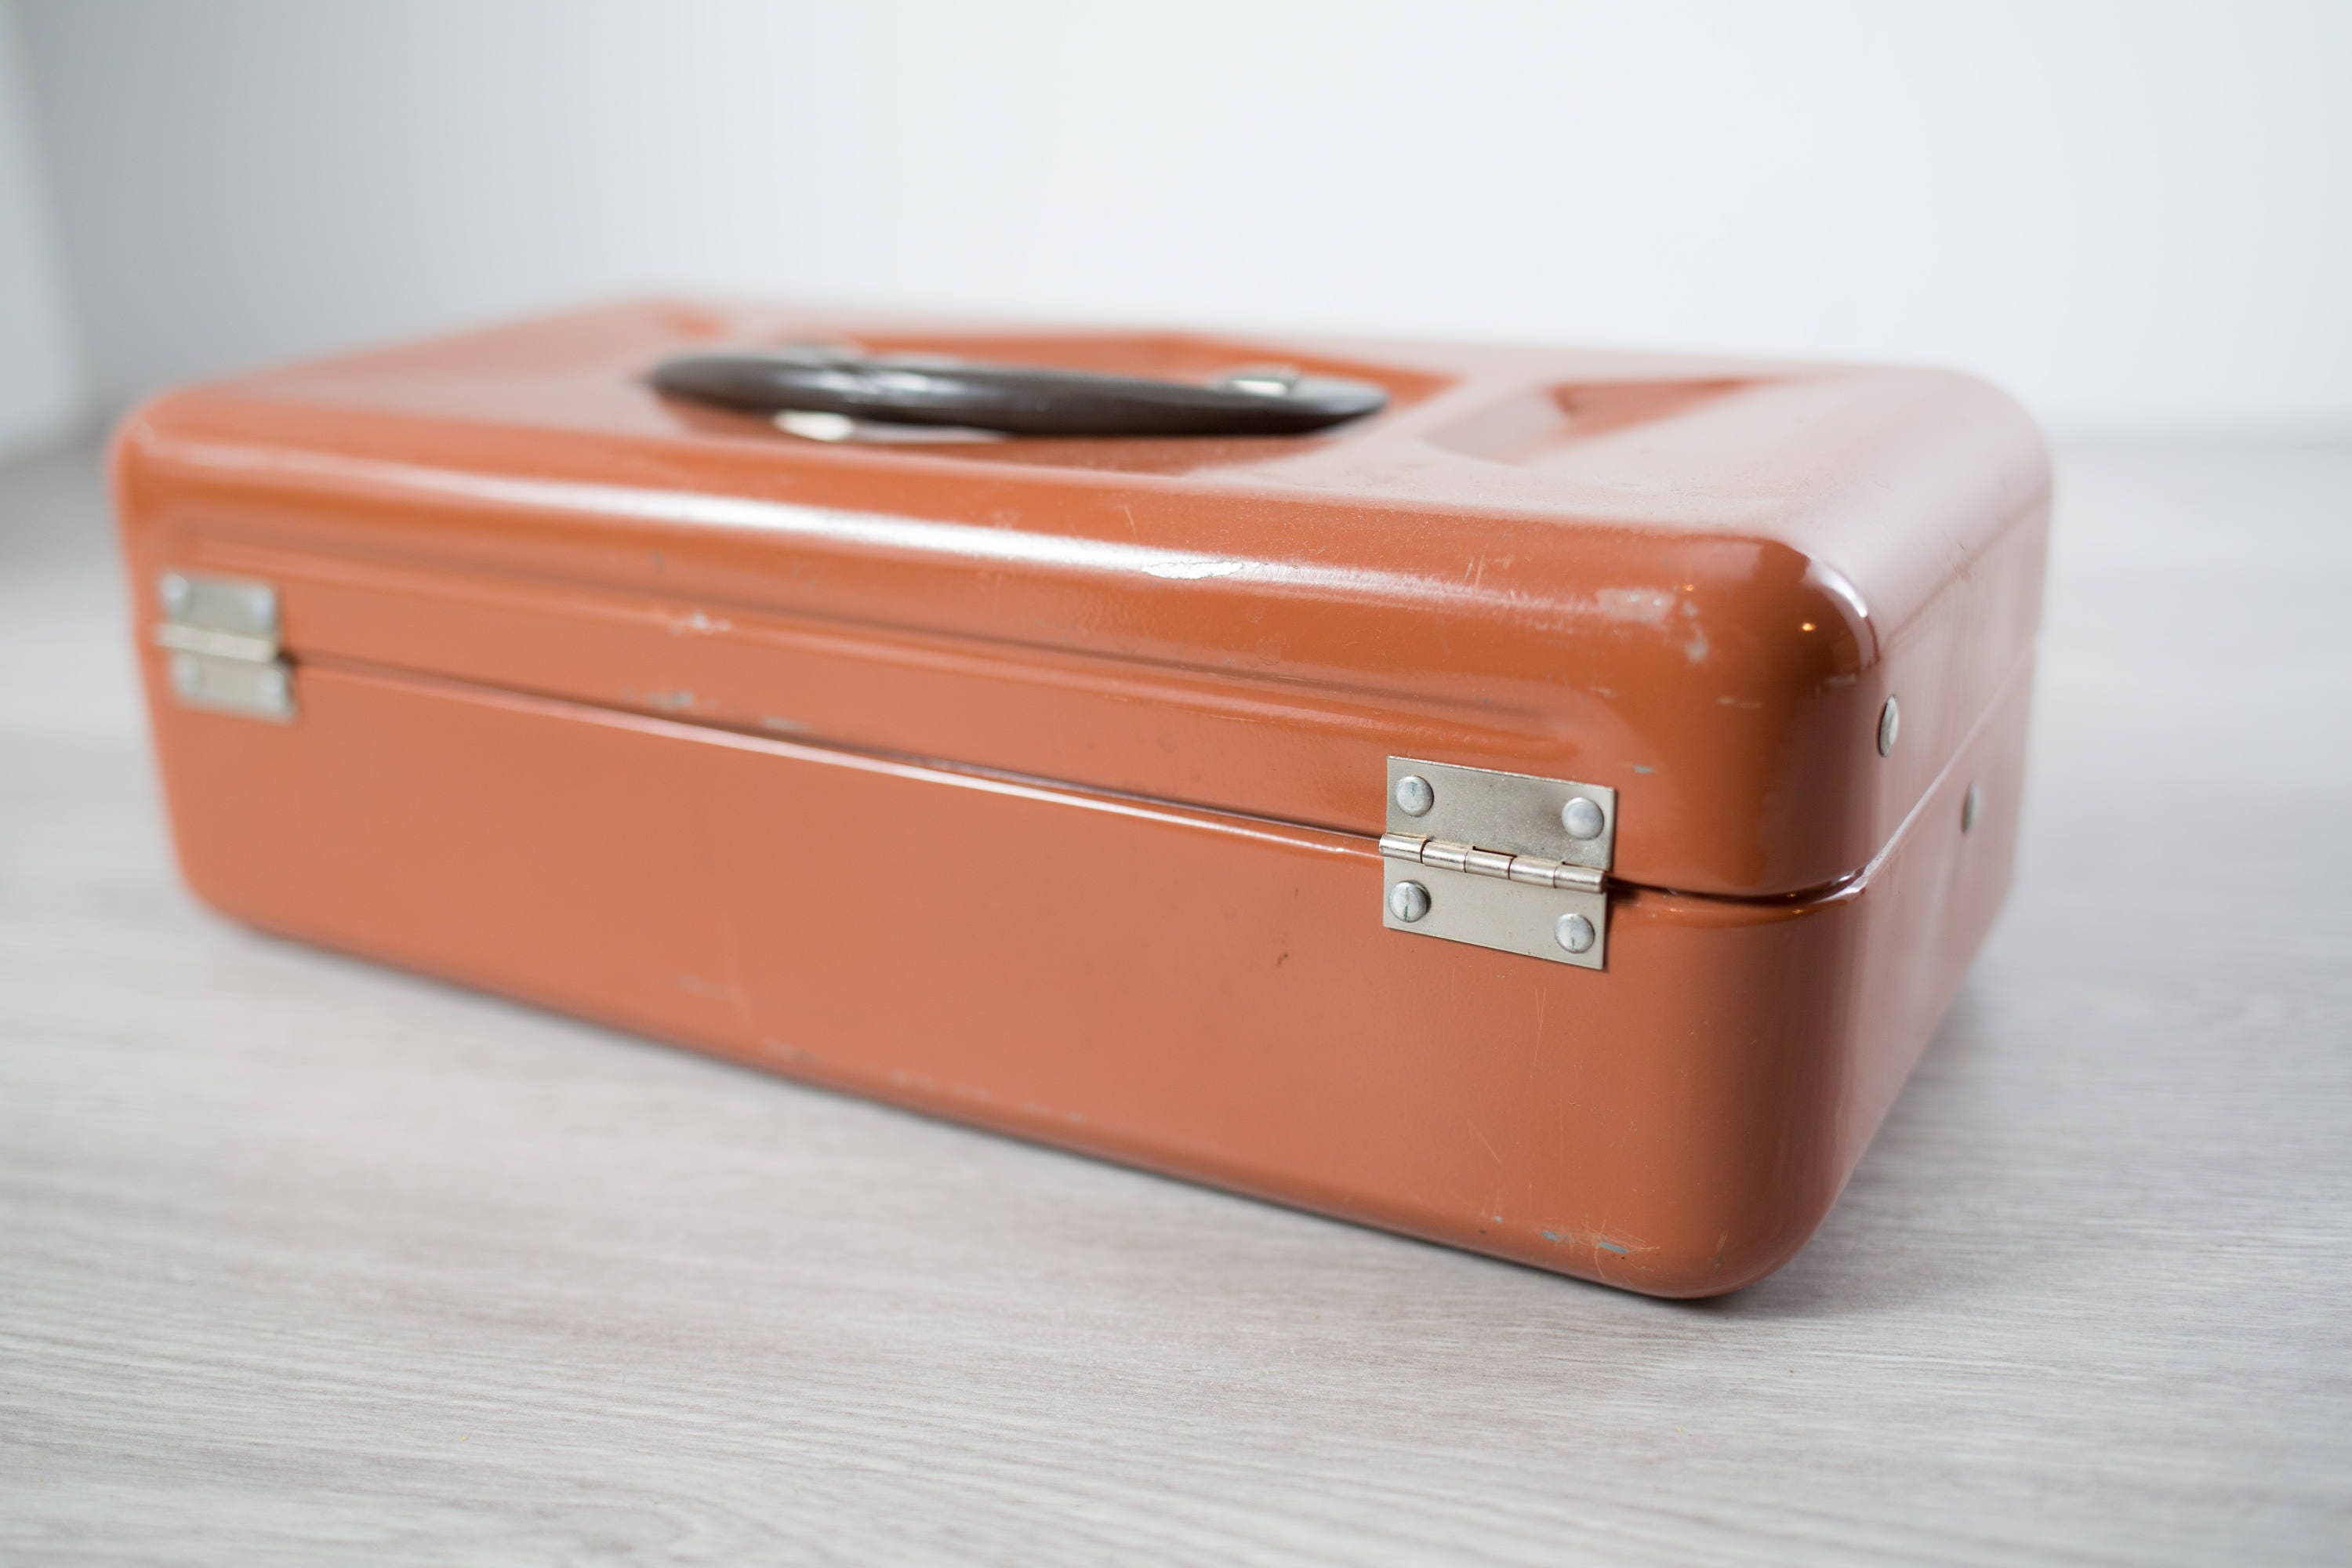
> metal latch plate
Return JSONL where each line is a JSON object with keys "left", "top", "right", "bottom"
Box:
{"left": 156, "top": 572, "right": 296, "bottom": 721}
{"left": 1381, "top": 757, "right": 1618, "bottom": 971}
{"left": 166, "top": 651, "right": 296, "bottom": 720}
{"left": 1381, "top": 862, "right": 1610, "bottom": 969}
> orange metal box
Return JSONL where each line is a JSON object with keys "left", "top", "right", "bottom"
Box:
{"left": 113, "top": 302, "right": 2049, "bottom": 1297}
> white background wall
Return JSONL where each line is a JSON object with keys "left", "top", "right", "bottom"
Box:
{"left": 0, "top": 2, "right": 81, "bottom": 459}
{"left": 9, "top": 0, "right": 2352, "bottom": 433}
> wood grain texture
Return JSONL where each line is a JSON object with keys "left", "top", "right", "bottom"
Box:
{"left": 2, "top": 437, "right": 2347, "bottom": 1566}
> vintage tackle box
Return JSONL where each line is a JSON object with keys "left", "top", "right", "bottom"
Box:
{"left": 114, "top": 301, "right": 2049, "bottom": 1296}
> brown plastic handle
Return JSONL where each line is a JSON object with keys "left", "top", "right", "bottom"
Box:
{"left": 650, "top": 345, "right": 1388, "bottom": 437}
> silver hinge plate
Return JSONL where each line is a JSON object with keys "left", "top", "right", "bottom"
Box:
{"left": 156, "top": 572, "right": 296, "bottom": 721}
{"left": 1381, "top": 757, "right": 1617, "bottom": 970}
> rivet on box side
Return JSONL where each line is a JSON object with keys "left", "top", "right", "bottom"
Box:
{"left": 1388, "top": 881, "right": 1431, "bottom": 923}
{"left": 1560, "top": 796, "right": 1604, "bottom": 840}
{"left": 1555, "top": 913, "right": 1597, "bottom": 954}
{"left": 1878, "top": 697, "right": 1900, "bottom": 757}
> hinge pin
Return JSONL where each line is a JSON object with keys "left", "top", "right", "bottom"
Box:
{"left": 1380, "top": 832, "right": 1602, "bottom": 893}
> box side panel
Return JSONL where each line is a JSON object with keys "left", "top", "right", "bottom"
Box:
{"left": 132, "top": 635, "right": 2032, "bottom": 1296}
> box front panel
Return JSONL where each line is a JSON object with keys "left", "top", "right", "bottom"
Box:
{"left": 136, "top": 636, "right": 2030, "bottom": 1295}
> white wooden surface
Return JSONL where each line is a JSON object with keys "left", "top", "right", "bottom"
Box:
{"left": 2, "top": 437, "right": 2347, "bottom": 1565}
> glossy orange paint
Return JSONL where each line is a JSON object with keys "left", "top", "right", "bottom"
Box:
{"left": 114, "top": 302, "right": 2049, "bottom": 1296}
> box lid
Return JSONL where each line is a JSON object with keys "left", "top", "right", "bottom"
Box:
{"left": 114, "top": 299, "right": 2049, "bottom": 898}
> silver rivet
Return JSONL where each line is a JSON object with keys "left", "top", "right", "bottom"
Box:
{"left": 1962, "top": 783, "right": 1982, "bottom": 833}
{"left": 169, "top": 652, "right": 201, "bottom": 696}
{"left": 1560, "top": 796, "right": 1605, "bottom": 840}
{"left": 1388, "top": 880, "right": 1431, "bottom": 923}
{"left": 1221, "top": 366, "right": 1300, "bottom": 397}
{"left": 159, "top": 572, "right": 191, "bottom": 616}
{"left": 1555, "top": 912, "right": 1596, "bottom": 953}
{"left": 1394, "top": 775, "right": 1434, "bottom": 816}
{"left": 1878, "top": 697, "right": 1900, "bottom": 757}
{"left": 779, "top": 409, "right": 858, "bottom": 442}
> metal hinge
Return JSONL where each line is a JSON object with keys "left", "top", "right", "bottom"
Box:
{"left": 155, "top": 572, "right": 296, "bottom": 721}
{"left": 1381, "top": 757, "right": 1617, "bottom": 970}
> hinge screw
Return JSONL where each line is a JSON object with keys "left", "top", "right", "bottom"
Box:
{"left": 1555, "top": 912, "right": 1596, "bottom": 954}
{"left": 1394, "top": 775, "right": 1434, "bottom": 816}
{"left": 1388, "top": 880, "right": 1432, "bottom": 923}
{"left": 1559, "top": 796, "right": 1605, "bottom": 839}
{"left": 1878, "top": 696, "right": 1900, "bottom": 757}
{"left": 159, "top": 572, "right": 191, "bottom": 617}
